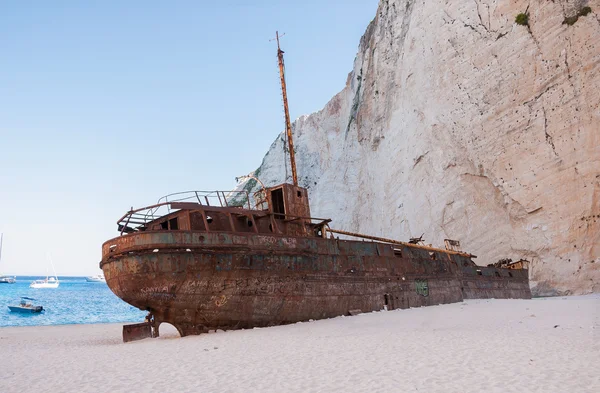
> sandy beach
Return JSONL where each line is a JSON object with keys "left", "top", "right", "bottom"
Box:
{"left": 1, "top": 295, "right": 598, "bottom": 393}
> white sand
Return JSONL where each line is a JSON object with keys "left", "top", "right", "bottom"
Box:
{"left": 1, "top": 295, "right": 598, "bottom": 393}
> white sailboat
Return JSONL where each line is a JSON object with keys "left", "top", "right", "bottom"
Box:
{"left": 30, "top": 254, "right": 60, "bottom": 289}
{"left": 0, "top": 233, "right": 16, "bottom": 284}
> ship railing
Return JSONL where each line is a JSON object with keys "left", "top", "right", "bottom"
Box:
{"left": 116, "top": 207, "right": 475, "bottom": 257}
{"left": 117, "top": 190, "right": 252, "bottom": 235}
{"left": 156, "top": 190, "right": 253, "bottom": 213}
{"left": 321, "top": 227, "right": 477, "bottom": 258}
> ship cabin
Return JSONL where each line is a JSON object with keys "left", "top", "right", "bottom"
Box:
{"left": 116, "top": 183, "right": 332, "bottom": 239}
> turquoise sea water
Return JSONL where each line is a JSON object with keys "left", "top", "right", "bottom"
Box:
{"left": 0, "top": 276, "right": 146, "bottom": 327}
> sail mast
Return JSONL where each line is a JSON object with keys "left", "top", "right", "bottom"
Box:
{"left": 47, "top": 253, "right": 58, "bottom": 280}
{"left": 275, "top": 31, "right": 298, "bottom": 186}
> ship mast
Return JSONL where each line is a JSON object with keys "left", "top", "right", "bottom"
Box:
{"left": 275, "top": 31, "right": 298, "bottom": 186}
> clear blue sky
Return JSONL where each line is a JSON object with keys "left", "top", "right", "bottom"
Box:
{"left": 0, "top": 0, "right": 379, "bottom": 275}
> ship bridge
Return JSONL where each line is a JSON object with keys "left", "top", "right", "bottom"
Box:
{"left": 116, "top": 183, "right": 327, "bottom": 239}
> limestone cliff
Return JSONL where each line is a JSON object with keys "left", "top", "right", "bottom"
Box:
{"left": 242, "top": 0, "right": 600, "bottom": 296}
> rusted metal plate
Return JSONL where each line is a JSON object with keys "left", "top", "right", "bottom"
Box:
{"left": 123, "top": 322, "right": 153, "bottom": 342}
{"left": 461, "top": 266, "right": 531, "bottom": 299}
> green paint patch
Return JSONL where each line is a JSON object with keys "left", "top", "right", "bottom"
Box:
{"left": 415, "top": 279, "right": 429, "bottom": 297}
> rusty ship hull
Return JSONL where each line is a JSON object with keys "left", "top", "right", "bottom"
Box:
{"left": 101, "top": 228, "right": 530, "bottom": 337}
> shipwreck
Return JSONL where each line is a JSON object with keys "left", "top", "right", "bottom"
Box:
{"left": 100, "top": 33, "right": 531, "bottom": 342}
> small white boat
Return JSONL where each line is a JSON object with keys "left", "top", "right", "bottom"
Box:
{"left": 30, "top": 276, "right": 59, "bottom": 289}
{"left": 85, "top": 274, "right": 106, "bottom": 283}
{"left": 0, "top": 275, "right": 16, "bottom": 284}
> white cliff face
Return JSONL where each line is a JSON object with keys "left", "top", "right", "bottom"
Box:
{"left": 243, "top": 0, "right": 600, "bottom": 296}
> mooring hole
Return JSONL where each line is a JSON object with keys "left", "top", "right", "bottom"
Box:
{"left": 476, "top": 270, "right": 483, "bottom": 276}
{"left": 384, "top": 294, "right": 389, "bottom": 306}
{"left": 508, "top": 271, "right": 513, "bottom": 277}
